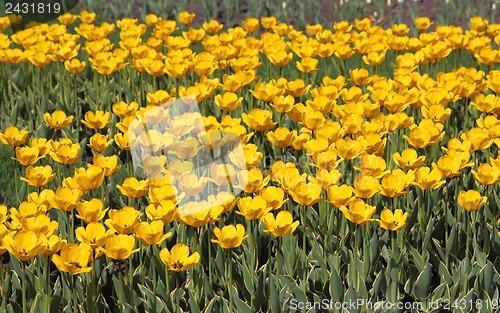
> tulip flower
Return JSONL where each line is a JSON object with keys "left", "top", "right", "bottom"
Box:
{"left": 52, "top": 186, "right": 82, "bottom": 212}
{"left": 51, "top": 243, "right": 93, "bottom": 274}
{"left": 237, "top": 196, "right": 273, "bottom": 220}
{"left": 12, "top": 146, "right": 43, "bottom": 166}
{"left": 134, "top": 220, "right": 172, "bottom": 245}
{"left": 458, "top": 190, "right": 487, "bottom": 212}
{"left": 105, "top": 206, "right": 142, "bottom": 235}
{"left": 42, "top": 235, "right": 67, "bottom": 256}
{"left": 214, "top": 92, "right": 243, "bottom": 111}
{"left": 87, "top": 133, "right": 113, "bottom": 152}
{"left": 376, "top": 208, "right": 408, "bottom": 231}
{"left": 20, "top": 165, "right": 56, "bottom": 188}
{"left": 177, "top": 201, "right": 223, "bottom": 227}
{"left": 145, "top": 201, "right": 178, "bottom": 224}
{"left": 262, "top": 210, "right": 300, "bottom": 237}
{"left": 81, "top": 110, "right": 111, "bottom": 129}
{"left": 414, "top": 167, "right": 446, "bottom": 190}
{"left": 74, "top": 165, "right": 105, "bottom": 191}
{"left": 49, "top": 138, "right": 81, "bottom": 165}
{"left": 116, "top": 177, "right": 149, "bottom": 198}
{"left": 43, "top": 110, "right": 74, "bottom": 130}
{"left": 76, "top": 222, "right": 114, "bottom": 250}
{"left": 211, "top": 224, "right": 248, "bottom": 249}
{"left": 0, "top": 126, "right": 29, "bottom": 147}
{"left": 178, "top": 173, "right": 208, "bottom": 196}
{"left": 353, "top": 175, "right": 381, "bottom": 199}
{"left": 159, "top": 243, "right": 200, "bottom": 272}
{"left": 259, "top": 186, "right": 288, "bottom": 210}
{"left": 392, "top": 148, "right": 426, "bottom": 170}
{"left": 270, "top": 95, "right": 296, "bottom": 113}
{"left": 3, "top": 230, "right": 47, "bottom": 261}
{"left": 0, "top": 225, "right": 9, "bottom": 255}
{"left": 338, "top": 198, "right": 376, "bottom": 226}
{"left": 21, "top": 214, "right": 58, "bottom": 237}
{"left": 75, "top": 198, "right": 109, "bottom": 223}
{"left": 287, "top": 181, "right": 323, "bottom": 206}
{"left": 241, "top": 108, "right": 277, "bottom": 131}
{"left": 380, "top": 169, "right": 414, "bottom": 198}
{"left": 99, "top": 234, "right": 140, "bottom": 260}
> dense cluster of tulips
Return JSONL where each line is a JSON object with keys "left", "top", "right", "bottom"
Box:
{"left": 0, "top": 8, "right": 500, "bottom": 312}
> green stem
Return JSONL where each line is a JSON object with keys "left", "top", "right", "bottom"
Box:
{"left": 226, "top": 249, "right": 233, "bottom": 312}
{"left": 22, "top": 262, "right": 27, "bottom": 313}
{"left": 151, "top": 245, "right": 157, "bottom": 309}
{"left": 46, "top": 255, "right": 51, "bottom": 313}
{"left": 72, "top": 274, "right": 78, "bottom": 313}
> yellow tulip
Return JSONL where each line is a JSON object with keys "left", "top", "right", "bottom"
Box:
{"left": 99, "top": 234, "right": 140, "bottom": 260}
{"left": 76, "top": 198, "right": 109, "bottom": 223}
{"left": 214, "top": 92, "right": 243, "bottom": 112}
{"left": 159, "top": 243, "right": 200, "bottom": 271}
{"left": 81, "top": 110, "right": 111, "bottom": 129}
{"left": 392, "top": 148, "right": 426, "bottom": 170}
{"left": 12, "top": 146, "right": 43, "bottom": 166}
{"left": 3, "top": 230, "right": 46, "bottom": 261}
{"left": 87, "top": 133, "right": 113, "bottom": 152}
{"left": 52, "top": 186, "right": 82, "bottom": 212}
{"left": 471, "top": 163, "right": 500, "bottom": 185}
{"left": 376, "top": 208, "right": 408, "bottom": 231}
{"left": 262, "top": 211, "right": 300, "bottom": 237}
{"left": 49, "top": 138, "right": 81, "bottom": 165}
{"left": 259, "top": 186, "right": 288, "bottom": 210}
{"left": 20, "top": 165, "right": 56, "bottom": 188}
{"left": 116, "top": 177, "right": 149, "bottom": 198}
{"left": 75, "top": 165, "right": 105, "bottom": 191}
{"left": 76, "top": 222, "right": 113, "bottom": 250}
{"left": 43, "top": 110, "right": 74, "bottom": 130}
{"left": 134, "top": 220, "right": 172, "bottom": 245}
{"left": 338, "top": 198, "right": 376, "bottom": 226}
{"left": 211, "top": 224, "right": 248, "bottom": 249}
{"left": 51, "top": 243, "right": 93, "bottom": 274}
{"left": 105, "top": 206, "right": 142, "bottom": 235}
{"left": 458, "top": 190, "right": 487, "bottom": 212}
{"left": 0, "top": 126, "right": 29, "bottom": 147}
{"left": 236, "top": 196, "right": 272, "bottom": 220}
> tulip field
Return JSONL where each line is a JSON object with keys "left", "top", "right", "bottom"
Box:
{"left": 1, "top": 2, "right": 500, "bottom": 312}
